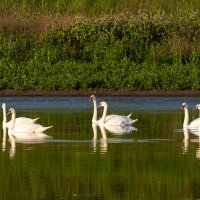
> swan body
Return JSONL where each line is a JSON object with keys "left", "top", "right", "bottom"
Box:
{"left": 7, "top": 108, "right": 52, "bottom": 138}
{"left": 97, "top": 101, "right": 138, "bottom": 126}
{"left": 89, "top": 94, "right": 132, "bottom": 124}
{"left": 104, "top": 125, "right": 137, "bottom": 135}
{"left": 182, "top": 102, "right": 200, "bottom": 129}
{"left": 2, "top": 103, "right": 40, "bottom": 129}
{"left": 10, "top": 123, "right": 53, "bottom": 133}
{"left": 11, "top": 132, "right": 52, "bottom": 140}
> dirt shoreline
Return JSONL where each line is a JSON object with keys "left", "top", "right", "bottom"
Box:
{"left": 0, "top": 89, "right": 200, "bottom": 97}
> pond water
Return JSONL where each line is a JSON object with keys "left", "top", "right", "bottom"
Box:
{"left": 1, "top": 96, "right": 200, "bottom": 200}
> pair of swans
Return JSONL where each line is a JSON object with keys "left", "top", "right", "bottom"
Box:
{"left": 90, "top": 95, "right": 138, "bottom": 126}
{"left": 182, "top": 102, "right": 200, "bottom": 130}
{"left": 2, "top": 103, "right": 52, "bottom": 139}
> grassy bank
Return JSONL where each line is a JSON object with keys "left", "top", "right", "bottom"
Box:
{"left": 0, "top": 1, "right": 200, "bottom": 91}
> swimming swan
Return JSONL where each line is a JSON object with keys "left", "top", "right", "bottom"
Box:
{"left": 182, "top": 102, "right": 200, "bottom": 129}
{"left": 2, "top": 103, "right": 40, "bottom": 129}
{"left": 97, "top": 101, "right": 138, "bottom": 126}
{"left": 7, "top": 108, "right": 53, "bottom": 136}
{"left": 89, "top": 94, "right": 132, "bottom": 124}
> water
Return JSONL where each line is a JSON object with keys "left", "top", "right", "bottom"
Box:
{"left": 1, "top": 96, "right": 200, "bottom": 200}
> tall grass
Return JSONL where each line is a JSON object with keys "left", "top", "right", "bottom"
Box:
{"left": 0, "top": 0, "right": 200, "bottom": 16}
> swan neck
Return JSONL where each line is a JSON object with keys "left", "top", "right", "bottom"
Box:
{"left": 2, "top": 104, "right": 7, "bottom": 126}
{"left": 10, "top": 110, "right": 16, "bottom": 130}
{"left": 183, "top": 107, "right": 189, "bottom": 128}
{"left": 92, "top": 99, "right": 97, "bottom": 123}
{"left": 92, "top": 124, "right": 97, "bottom": 140}
{"left": 101, "top": 104, "right": 108, "bottom": 123}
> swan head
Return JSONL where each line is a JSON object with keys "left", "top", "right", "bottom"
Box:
{"left": 194, "top": 104, "right": 200, "bottom": 110}
{"left": 181, "top": 102, "right": 188, "bottom": 109}
{"left": 89, "top": 94, "right": 96, "bottom": 102}
{"left": 2, "top": 103, "right": 6, "bottom": 109}
{"left": 97, "top": 101, "right": 107, "bottom": 109}
{"left": 7, "top": 108, "right": 15, "bottom": 115}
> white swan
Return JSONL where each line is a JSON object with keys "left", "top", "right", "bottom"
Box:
{"left": 182, "top": 102, "right": 200, "bottom": 129}
{"left": 2, "top": 103, "right": 40, "bottom": 129}
{"left": 89, "top": 94, "right": 132, "bottom": 124}
{"left": 97, "top": 101, "right": 138, "bottom": 126}
{"left": 7, "top": 108, "right": 53, "bottom": 138}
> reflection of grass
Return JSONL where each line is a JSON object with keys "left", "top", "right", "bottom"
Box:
{"left": 1, "top": 139, "right": 200, "bottom": 200}
{"left": 0, "top": 1, "right": 200, "bottom": 91}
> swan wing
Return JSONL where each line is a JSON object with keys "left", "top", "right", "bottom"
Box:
{"left": 11, "top": 123, "right": 53, "bottom": 133}
{"left": 105, "top": 113, "right": 132, "bottom": 121}
{"left": 105, "top": 114, "right": 121, "bottom": 121}
{"left": 104, "top": 116, "right": 135, "bottom": 126}
{"left": 16, "top": 117, "right": 40, "bottom": 124}
{"left": 6, "top": 117, "right": 40, "bottom": 128}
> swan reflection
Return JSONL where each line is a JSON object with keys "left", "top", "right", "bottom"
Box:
{"left": 2, "top": 125, "right": 52, "bottom": 158}
{"left": 92, "top": 124, "right": 107, "bottom": 153}
{"left": 1, "top": 128, "right": 16, "bottom": 159}
{"left": 182, "top": 128, "right": 200, "bottom": 159}
{"left": 92, "top": 124, "right": 137, "bottom": 153}
{"left": 182, "top": 128, "right": 189, "bottom": 154}
{"left": 2, "top": 127, "right": 7, "bottom": 151}
{"left": 8, "top": 133, "right": 16, "bottom": 159}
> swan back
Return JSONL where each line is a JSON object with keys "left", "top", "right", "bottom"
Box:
{"left": 104, "top": 116, "right": 137, "bottom": 126}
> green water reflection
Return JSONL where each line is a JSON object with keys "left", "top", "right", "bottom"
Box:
{"left": 1, "top": 107, "right": 200, "bottom": 200}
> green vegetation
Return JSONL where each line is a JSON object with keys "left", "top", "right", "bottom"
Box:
{"left": 0, "top": 1, "right": 200, "bottom": 91}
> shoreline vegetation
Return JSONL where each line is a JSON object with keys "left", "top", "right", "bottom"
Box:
{"left": 0, "top": 0, "right": 200, "bottom": 93}
{"left": 1, "top": 89, "right": 200, "bottom": 97}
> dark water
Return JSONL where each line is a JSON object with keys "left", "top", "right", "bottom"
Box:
{"left": 1, "top": 96, "right": 200, "bottom": 200}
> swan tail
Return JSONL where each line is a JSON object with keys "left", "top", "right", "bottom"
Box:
{"left": 33, "top": 117, "right": 40, "bottom": 122}
{"left": 127, "top": 113, "right": 132, "bottom": 118}
{"left": 129, "top": 119, "right": 138, "bottom": 125}
{"left": 36, "top": 126, "right": 53, "bottom": 133}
